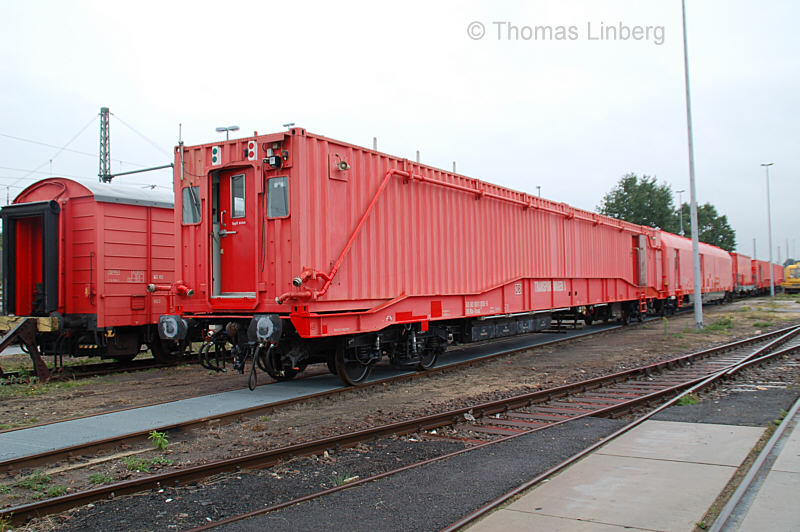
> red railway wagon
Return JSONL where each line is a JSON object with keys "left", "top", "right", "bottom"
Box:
{"left": 773, "top": 263, "right": 785, "bottom": 289}
{"left": 730, "top": 252, "right": 755, "bottom": 295}
{"left": 0, "top": 178, "right": 176, "bottom": 366}
{"left": 658, "top": 232, "right": 732, "bottom": 304}
{"left": 155, "top": 128, "right": 728, "bottom": 385}
{"left": 754, "top": 259, "right": 771, "bottom": 292}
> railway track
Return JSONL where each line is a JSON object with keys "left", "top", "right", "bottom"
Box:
{"left": 0, "top": 354, "right": 199, "bottom": 384}
{"left": 2, "top": 325, "right": 798, "bottom": 528}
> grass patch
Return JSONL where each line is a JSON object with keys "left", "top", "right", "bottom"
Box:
{"left": 123, "top": 455, "right": 173, "bottom": 473}
{"left": 88, "top": 473, "right": 113, "bottom": 485}
{"left": 14, "top": 471, "right": 51, "bottom": 491}
{"left": 0, "top": 376, "right": 102, "bottom": 401}
{"left": 331, "top": 472, "right": 358, "bottom": 487}
{"left": 704, "top": 316, "right": 734, "bottom": 332}
{"left": 676, "top": 393, "right": 700, "bottom": 406}
{"left": 752, "top": 321, "right": 772, "bottom": 328}
{"left": 773, "top": 409, "right": 789, "bottom": 427}
{"left": 0, "top": 485, "right": 10, "bottom": 494}
{"left": 46, "top": 485, "right": 67, "bottom": 497}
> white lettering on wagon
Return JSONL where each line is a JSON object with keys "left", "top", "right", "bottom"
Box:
{"left": 465, "top": 300, "right": 489, "bottom": 315}
{"left": 127, "top": 271, "right": 145, "bottom": 283}
{"left": 534, "top": 281, "right": 566, "bottom": 292}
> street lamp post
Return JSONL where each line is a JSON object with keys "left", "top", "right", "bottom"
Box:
{"left": 215, "top": 125, "right": 240, "bottom": 140}
{"left": 681, "top": 0, "right": 703, "bottom": 329}
{"left": 676, "top": 189, "right": 685, "bottom": 236}
{"left": 762, "top": 162, "right": 774, "bottom": 297}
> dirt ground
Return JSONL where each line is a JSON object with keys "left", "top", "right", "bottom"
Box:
{"left": 4, "top": 295, "right": 800, "bottom": 528}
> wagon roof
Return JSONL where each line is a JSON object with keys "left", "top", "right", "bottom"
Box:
{"left": 15, "top": 177, "right": 174, "bottom": 209}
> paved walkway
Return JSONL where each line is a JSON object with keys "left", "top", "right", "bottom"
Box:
{"left": 470, "top": 406, "right": 800, "bottom": 531}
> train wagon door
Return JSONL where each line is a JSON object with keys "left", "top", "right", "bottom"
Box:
{"left": 217, "top": 169, "right": 256, "bottom": 295}
{"left": 633, "top": 235, "right": 647, "bottom": 286}
{"left": 1, "top": 200, "right": 60, "bottom": 315}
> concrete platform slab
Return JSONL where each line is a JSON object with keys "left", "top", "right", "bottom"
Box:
{"left": 471, "top": 509, "right": 645, "bottom": 532}
{"left": 598, "top": 420, "right": 763, "bottom": 466}
{"left": 736, "top": 470, "right": 800, "bottom": 531}
{"left": 505, "top": 452, "right": 737, "bottom": 531}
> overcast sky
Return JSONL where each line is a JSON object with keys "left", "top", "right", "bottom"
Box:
{"left": 1, "top": 0, "right": 797, "bottom": 260}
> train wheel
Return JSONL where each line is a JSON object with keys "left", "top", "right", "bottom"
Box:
{"left": 335, "top": 347, "right": 372, "bottom": 385}
{"left": 107, "top": 329, "right": 142, "bottom": 362}
{"left": 148, "top": 338, "right": 184, "bottom": 363}
{"left": 417, "top": 337, "right": 444, "bottom": 370}
{"left": 326, "top": 357, "right": 338, "bottom": 375}
{"left": 261, "top": 348, "right": 299, "bottom": 381}
{"left": 416, "top": 348, "right": 439, "bottom": 371}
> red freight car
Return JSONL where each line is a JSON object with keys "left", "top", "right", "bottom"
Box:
{"left": 730, "top": 252, "right": 755, "bottom": 295}
{"left": 156, "top": 128, "right": 738, "bottom": 386}
{"left": 658, "top": 232, "right": 732, "bottom": 304}
{"left": 0, "top": 178, "right": 176, "bottom": 371}
{"left": 773, "top": 263, "right": 785, "bottom": 290}
{"left": 754, "top": 259, "right": 773, "bottom": 293}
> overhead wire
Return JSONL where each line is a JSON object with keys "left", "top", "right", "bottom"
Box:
{"left": 0, "top": 131, "right": 151, "bottom": 169}
{"left": 111, "top": 112, "right": 172, "bottom": 158}
{"left": 7, "top": 115, "right": 98, "bottom": 187}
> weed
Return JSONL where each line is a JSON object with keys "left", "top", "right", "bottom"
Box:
{"left": 773, "top": 409, "right": 789, "bottom": 426}
{"left": 0, "top": 485, "right": 10, "bottom": 494}
{"left": 0, "top": 515, "right": 11, "bottom": 532}
{"left": 676, "top": 393, "right": 699, "bottom": 406}
{"left": 14, "top": 471, "right": 51, "bottom": 491}
{"left": 152, "top": 456, "right": 173, "bottom": 466}
{"left": 332, "top": 472, "right": 351, "bottom": 487}
{"left": 123, "top": 455, "right": 172, "bottom": 473}
{"left": 696, "top": 520, "right": 708, "bottom": 530}
{"left": 46, "top": 485, "right": 66, "bottom": 497}
{"left": 259, "top": 415, "right": 271, "bottom": 422}
{"left": 705, "top": 316, "right": 734, "bottom": 332}
{"left": 88, "top": 473, "right": 113, "bottom": 485}
{"left": 123, "top": 456, "right": 151, "bottom": 473}
{"left": 752, "top": 321, "right": 771, "bottom": 328}
{"left": 148, "top": 430, "right": 169, "bottom": 451}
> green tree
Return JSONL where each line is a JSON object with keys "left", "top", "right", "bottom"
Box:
{"left": 678, "top": 203, "right": 737, "bottom": 252}
{"left": 598, "top": 173, "right": 678, "bottom": 232}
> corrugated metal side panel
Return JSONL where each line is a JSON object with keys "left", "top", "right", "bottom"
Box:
{"left": 98, "top": 203, "right": 150, "bottom": 326}
{"left": 295, "top": 135, "right": 641, "bottom": 304}
{"left": 149, "top": 207, "right": 175, "bottom": 321}
{"left": 773, "top": 263, "right": 784, "bottom": 285}
{"left": 67, "top": 197, "right": 98, "bottom": 316}
{"left": 703, "top": 244, "right": 733, "bottom": 292}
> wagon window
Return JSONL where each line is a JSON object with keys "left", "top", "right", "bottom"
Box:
{"left": 182, "top": 186, "right": 201, "bottom": 224}
{"left": 267, "top": 176, "right": 289, "bottom": 218}
{"left": 231, "top": 174, "right": 245, "bottom": 218}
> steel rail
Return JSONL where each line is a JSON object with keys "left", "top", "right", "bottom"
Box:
{"left": 2, "top": 326, "right": 797, "bottom": 527}
{"left": 0, "top": 354, "right": 199, "bottom": 384}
